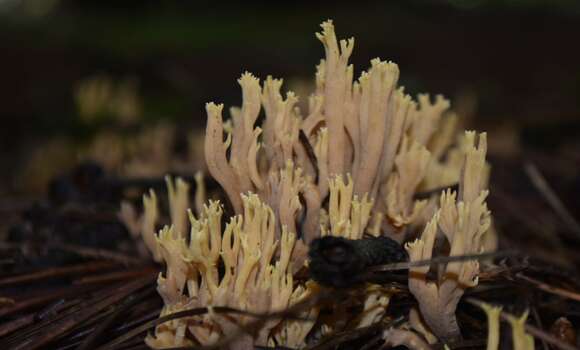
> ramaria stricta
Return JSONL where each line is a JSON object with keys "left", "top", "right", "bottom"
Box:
{"left": 120, "top": 20, "right": 501, "bottom": 349}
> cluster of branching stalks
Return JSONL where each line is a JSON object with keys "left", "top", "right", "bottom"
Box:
{"left": 118, "top": 20, "right": 518, "bottom": 349}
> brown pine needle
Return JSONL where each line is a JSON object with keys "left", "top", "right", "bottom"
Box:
{"left": 0, "top": 314, "right": 35, "bottom": 338}
{"left": 370, "top": 250, "right": 517, "bottom": 272}
{"left": 73, "top": 267, "right": 157, "bottom": 285}
{"left": 51, "top": 243, "right": 146, "bottom": 266}
{"left": 524, "top": 162, "right": 580, "bottom": 237}
{"left": 8, "top": 276, "right": 154, "bottom": 350}
{"left": 0, "top": 297, "right": 15, "bottom": 306}
{"left": 78, "top": 286, "right": 156, "bottom": 350}
{"left": 0, "top": 261, "right": 118, "bottom": 287}
{"left": 0, "top": 285, "right": 92, "bottom": 318}
{"left": 516, "top": 273, "right": 580, "bottom": 303}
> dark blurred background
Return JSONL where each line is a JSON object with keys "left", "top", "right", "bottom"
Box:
{"left": 1, "top": 0, "right": 580, "bottom": 196}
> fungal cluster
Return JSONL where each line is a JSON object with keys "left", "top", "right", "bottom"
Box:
{"left": 120, "top": 20, "right": 499, "bottom": 349}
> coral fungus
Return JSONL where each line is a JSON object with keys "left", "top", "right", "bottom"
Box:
{"left": 126, "top": 20, "right": 494, "bottom": 348}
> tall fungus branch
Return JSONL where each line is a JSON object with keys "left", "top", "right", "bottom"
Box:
{"left": 405, "top": 132, "right": 490, "bottom": 342}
